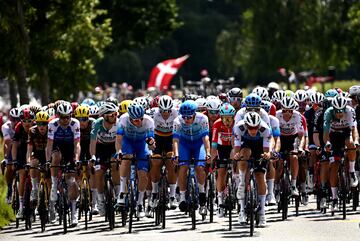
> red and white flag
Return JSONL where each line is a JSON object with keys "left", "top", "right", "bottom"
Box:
{"left": 147, "top": 55, "right": 189, "bottom": 90}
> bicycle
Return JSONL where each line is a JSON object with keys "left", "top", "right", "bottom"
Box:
{"left": 37, "top": 163, "right": 50, "bottom": 232}
{"left": 77, "top": 160, "right": 93, "bottom": 230}
{"left": 103, "top": 159, "right": 119, "bottom": 230}
{"left": 222, "top": 158, "right": 238, "bottom": 231}
{"left": 205, "top": 163, "right": 215, "bottom": 223}
{"left": 277, "top": 152, "right": 291, "bottom": 221}
{"left": 185, "top": 158, "right": 198, "bottom": 230}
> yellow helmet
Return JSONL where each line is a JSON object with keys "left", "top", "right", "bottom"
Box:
{"left": 35, "top": 111, "right": 49, "bottom": 122}
{"left": 74, "top": 105, "right": 90, "bottom": 118}
{"left": 119, "top": 100, "right": 133, "bottom": 114}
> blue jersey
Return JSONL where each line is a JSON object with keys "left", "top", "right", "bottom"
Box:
{"left": 117, "top": 113, "right": 155, "bottom": 141}
{"left": 173, "top": 113, "right": 209, "bottom": 142}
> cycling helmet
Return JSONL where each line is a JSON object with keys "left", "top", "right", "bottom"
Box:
{"left": 332, "top": 96, "right": 347, "bottom": 110}
{"left": 341, "top": 91, "right": 350, "bottom": 99}
{"left": 267, "top": 82, "right": 280, "bottom": 90}
{"left": 179, "top": 100, "right": 197, "bottom": 116}
{"left": 9, "top": 108, "right": 20, "bottom": 119}
{"left": 96, "top": 101, "right": 106, "bottom": 107}
{"left": 35, "top": 111, "right": 49, "bottom": 122}
{"left": 219, "top": 103, "right": 235, "bottom": 116}
{"left": 281, "top": 97, "right": 297, "bottom": 109}
{"left": 349, "top": 85, "right": 360, "bottom": 97}
{"left": 128, "top": 103, "right": 145, "bottom": 119}
{"left": 134, "top": 97, "right": 149, "bottom": 110}
{"left": 150, "top": 96, "right": 160, "bottom": 108}
{"left": 183, "top": 94, "right": 198, "bottom": 102}
{"left": 47, "top": 108, "right": 55, "bottom": 117}
{"left": 309, "top": 92, "right": 325, "bottom": 104}
{"left": 244, "top": 112, "right": 261, "bottom": 127}
{"left": 206, "top": 98, "right": 222, "bottom": 111}
{"left": 294, "top": 90, "right": 308, "bottom": 102}
{"left": 89, "top": 105, "right": 99, "bottom": 117}
{"left": 206, "top": 95, "right": 218, "bottom": 101}
{"left": 19, "top": 108, "right": 35, "bottom": 120}
{"left": 106, "top": 97, "right": 118, "bottom": 106}
{"left": 252, "top": 87, "right": 269, "bottom": 100}
{"left": 98, "top": 102, "right": 118, "bottom": 116}
{"left": 173, "top": 99, "right": 182, "bottom": 110}
{"left": 227, "top": 87, "right": 243, "bottom": 98}
{"left": 284, "top": 90, "right": 294, "bottom": 98}
{"left": 57, "top": 102, "right": 72, "bottom": 115}
{"left": 119, "top": 100, "right": 133, "bottom": 114}
{"left": 244, "top": 93, "right": 262, "bottom": 107}
{"left": 195, "top": 98, "right": 207, "bottom": 110}
{"left": 71, "top": 102, "right": 79, "bottom": 112}
{"left": 272, "top": 90, "right": 285, "bottom": 102}
{"left": 74, "top": 106, "right": 90, "bottom": 118}
{"left": 30, "top": 105, "right": 41, "bottom": 114}
{"left": 294, "top": 101, "right": 299, "bottom": 111}
{"left": 335, "top": 87, "right": 343, "bottom": 94}
{"left": 260, "top": 101, "right": 272, "bottom": 113}
{"left": 82, "top": 98, "right": 95, "bottom": 106}
{"left": 325, "top": 89, "right": 338, "bottom": 98}
{"left": 218, "top": 93, "right": 229, "bottom": 103}
{"left": 158, "top": 95, "right": 173, "bottom": 110}
{"left": 306, "top": 89, "right": 317, "bottom": 99}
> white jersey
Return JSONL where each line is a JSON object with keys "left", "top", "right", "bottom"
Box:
{"left": 276, "top": 110, "right": 304, "bottom": 136}
{"left": 117, "top": 113, "right": 155, "bottom": 141}
{"left": 235, "top": 107, "right": 270, "bottom": 127}
{"left": 233, "top": 120, "right": 271, "bottom": 148}
{"left": 153, "top": 108, "right": 178, "bottom": 136}
{"left": 173, "top": 112, "right": 209, "bottom": 142}
{"left": 1, "top": 120, "right": 15, "bottom": 141}
{"left": 269, "top": 115, "right": 281, "bottom": 137}
{"left": 48, "top": 118, "right": 81, "bottom": 143}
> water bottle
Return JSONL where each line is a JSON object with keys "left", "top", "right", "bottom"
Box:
{"left": 130, "top": 165, "right": 136, "bottom": 181}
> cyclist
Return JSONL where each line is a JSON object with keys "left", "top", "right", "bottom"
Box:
{"left": 233, "top": 112, "right": 271, "bottom": 227}
{"left": 89, "top": 102, "right": 119, "bottom": 216}
{"left": 323, "top": 95, "right": 358, "bottom": 211}
{"left": 195, "top": 98, "right": 207, "bottom": 112}
{"left": 235, "top": 93, "right": 270, "bottom": 126}
{"left": 116, "top": 103, "right": 155, "bottom": 218}
{"left": 47, "top": 102, "right": 81, "bottom": 226}
{"left": 119, "top": 100, "right": 133, "bottom": 116}
{"left": 26, "top": 111, "right": 49, "bottom": 203}
{"left": 150, "top": 96, "right": 178, "bottom": 209}
{"left": 227, "top": 88, "right": 243, "bottom": 111}
{"left": 12, "top": 108, "right": 35, "bottom": 219}
{"left": 1, "top": 108, "right": 19, "bottom": 204}
{"left": 204, "top": 98, "right": 222, "bottom": 141}
{"left": 172, "top": 100, "right": 210, "bottom": 216}
{"left": 210, "top": 103, "right": 236, "bottom": 217}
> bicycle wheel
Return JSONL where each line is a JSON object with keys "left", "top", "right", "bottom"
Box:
{"left": 249, "top": 178, "right": 255, "bottom": 237}
{"left": 106, "top": 180, "right": 115, "bottom": 230}
{"left": 24, "top": 179, "right": 32, "bottom": 230}
{"left": 227, "top": 175, "right": 233, "bottom": 231}
{"left": 62, "top": 192, "right": 68, "bottom": 234}
{"left": 38, "top": 183, "right": 47, "bottom": 232}
{"left": 352, "top": 187, "right": 359, "bottom": 211}
{"left": 190, "top": 177, "right": 196, "bottom": 230}
{"left": 208, "top": 173, "right": 214, "bottom": 223}
{"left": 83, "top": 180, "right": 89, "bottom": 230}
{"left": 160, "top": 175, "right": 167, "bottom": 229}
{"left": 295, "top": 195, "right": 300, "bottom": 217}
{"left": 339, "top": 168, "right": 347, "bottom": 220}
{"left": 13, "top": 180, "right": 20, "bottom": 229}
{"left": 129, "top": 182, "right": 135, "bottom": 233}
{"left": 281, "top": 174, "right": 290, "bottom": 220}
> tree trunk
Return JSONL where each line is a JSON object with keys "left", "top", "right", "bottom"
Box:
{"left": 40, "top": 66, "right": 50, "bottom": 105}
{"left": 8, "top": 79, "right": 18, "bottom": 108}
{"left": 16, "top": 63, "right": 29, "bottom": 105}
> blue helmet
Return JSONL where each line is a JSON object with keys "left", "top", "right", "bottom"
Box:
{"left": 244, "top": 93, "right": 262, "bottom": 107}
{"left": 260, "top": 100, "right": 272, "bottom": 113}
{"left": 179, "top": 100, "right": 197, "bottom": 116}
{"left": 219, "top": 103, "right": 235, "bottom": 116}
{"left": 325, "top": 89, "right": 338, "bottom": 98}
{"left": 128, "top": 103, "right": 145, "bottom": 119}
{"left": 82, "top": 98, "right": 95, "bottom": 106}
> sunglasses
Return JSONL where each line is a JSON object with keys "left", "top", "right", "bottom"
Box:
{"left": 229, "top": 97, "right": 242, "bottom": 103}
{"left": 22, "top": 119, "right": 33, "bottom": 123}
{"left": 208, "top": 110, "right": 219, "bottom": 115}
{"left": 131, "top": 117, "right": 143, "bottom": 122}
{"left": 78, "top": 117, "right": 89, "bottom": 122}
{"left": 282, "top": 109, "right": 293, "bottom": 113}
{"left": 183, "top": 115, "right": 194, "bottom": 120}
{"left": 60, "top": 115, "right": 71, "bottom": 120}
{"left": 335, "top": 109, "right": 345, "bottom": 113}
{"left": 246, "top": 107, "right": 260, "bottom": 112}
{"left": 105, "top": 112, "right": 117, "bottom": 117}
{"left": 221, "top": 116, "right": 233, "bottom": 122}
{"left": 37, "top": 122, "right": 48, "bottom": 126}
{"left": 247, "top": 125, "right": 259, "bottom": 130}
{"left": 160, "top": 109, "right": 171, "bottom": 114}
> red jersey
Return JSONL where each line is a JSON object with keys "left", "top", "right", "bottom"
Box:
{"left": 211, "top": 118, "right": 233, "bottom": 146}
{"left": 270, "top": 103, "right": 276, "bottom": 116}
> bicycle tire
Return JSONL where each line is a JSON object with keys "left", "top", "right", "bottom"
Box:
{"left": 340, "top": 168, "right": 347, "bottom": 220}
{"left": 129, "top": 181, "right": 135, "bottom": 233}
{"left": 13, "top": 180, "right": 20, "bottom": 229}
{"left": 24, "top": 179, "right": 32, "bottom": 230}
{"left": 191, "top": 177, "right": 196, "bottom": 230}
{"left": 38, "top": 183, "right": 47, "bottom": 232}
{"left": 209, "top": 173, "right": 214, "bottom": 223}
{"left": 295, "top": 195, "right": 300, "bottom": 216}
{"left": 83, "top": 180, "right": 89, "bottom": 230}
{"left": 106, "top": 180, "right": 115, "bottom": 230}
{"left": 353, "top": 187, "right": 359, "bottom": 211}
{"left": 228, "top": 175, "right": 233, "bottom": 231}
{"left": 249, "top": 178, "right": 255, "bottom": 237}
{"left": 160, "top": 175, "right": 166, "bottom": 229}
{"left": 62, "top": 192, "right": 68, "bottom": 234}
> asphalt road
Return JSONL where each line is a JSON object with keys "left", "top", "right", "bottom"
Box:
{"left": 1, "top": 196, "right": 360, "bottom": 241}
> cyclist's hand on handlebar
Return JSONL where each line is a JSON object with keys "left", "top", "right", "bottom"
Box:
{"left": 261, "top": 152, "right": 271, "bottom": 160}
{"left": 171, "top": 155, "right": 179, "bottom": 165}
{"left": 234, "top": 152, "right": 242, "bottom": 161}
{"left": 324, "top": 141, "right": 332, "bottom": 153}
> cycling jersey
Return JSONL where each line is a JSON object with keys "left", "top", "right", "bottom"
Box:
{"left": 91, "top": 117, "right": 118, "bottom": 144}
{"left": 13, "top": 122, "right": 33, "bottom": 166}
{"left": 173, "top": 113, "right": 209, "bottom": 142}
{"left": 79, "top": 118, "right": 95, "bottom": 160}
{"left": 211, "top": 118, "right": 233, "bottom": 147}
{"left": 235, "top": 108, "right": 270, "bottom": 127}
{"left": 276, "top": 110, "right": 304, "bottom": 136}
{"left": 2, "top": 120, "right": 15, "bottom": 141}
{"left": 146, "top": 108, "right": 156, "bottom": 119}
{"left": 153, "top": 108, "right": 178, "bottom": 137}
{"left": 300, "top": 114, "right": 308, "bottom": 138}
{"left": 323, "top": 106, "right": 356, "bottom": 133}
{"left": 117, "top": 113, "right": 155, "bottom": 141}
{"left": 48, "top": 118, "right": 80, "bottom": 144}
{"left": 304, "top": 107, "right": 316, "bottom": 145}
{"left": 269, "top": 115, "right": 280, "bottom": 138}
{"left": 233, "top": 120, "right": 271, "bottom": 148}
{"left": 28, "top": 126, "right": 47, "bottom": 163}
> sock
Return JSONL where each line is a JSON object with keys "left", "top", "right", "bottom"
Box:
{"left": 91, "top": 188, "right": 98, "bottom": 205}
{"left": 152, "top": 182, "right": 159, "bottom": 193}
{"left": 218, "top": 191, "right": 224, "bottom": 205}
{"left": 349, "top": 161, "right": 355, "bottom": 173}
{"left": 114, "top": 185, "right": 120, "bottom": 197}
{"left": 51, "top": 176, "right": 57, "bottom": 189}
{"left": 169, "top": 184, "right": 176, "bottom": 198}
{"left": 198, "top": 183, "right": 205, "bottom": 193}
{"left": 267, "top": 179, "right": 274, "bottom": 196}
{"left": 331, "top": 187, "right": 338, "bottom": 199}
{"left": 120, "top": 176, "right": 127, "bottom": 193}
{"left": 31, "top": 178, "right": 38, "bottom": 191}
{"left": 19, "top": 196, "right": 24, "bottom": 209}
{"left": 291, "top": 179, "right": 297, "bottom": 187}
{"left": 180, "top": 191, "right": 186, "bottom": 202}
{"left": 137, "top": 191, "right": 145, "bottom": 205}
{"left": 234, "top": 173, "right": 240, "bottom": 187}
{"left": 301, "top": 183, "right": 306, "bottom": 193}
{"left": 259, "top": 195, "right": 266, "bottom": 215}
{"left": 71, "top": 200, "right": 77, "bottom": 213}
{"left": 239, "top": 199, "right": 245, "bottom": 213}
{"left": 239, "top": 171, "right": 245, "bottom": 184}
{"left": 146, "top": 190, "right": 151, "bottom": 198}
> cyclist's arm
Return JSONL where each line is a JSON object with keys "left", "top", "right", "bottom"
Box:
{"left": 352, "top": 126, "right": 359, "bottom": 145}
{"left": 202, "top": 135, "right": 210, "bottom": 156}
{"left": 11, "top": 140, "right": 18, "bottom": 161}
{"left": 46, "top": 139, "right": 53, "bottom": 161}
{"left": 3, "top": 139, "right": 11, "bottom": 159}
{"left": 89, "top": 139, "right": 96, "bottom": 157}
{"left": 274, "top": 136, "right": 281, "bottom": 153}
{"left": 115, "top": 134, "right": 123, "bottom": 154}
{"left": 323, "top": 109, "right": 331, "bottom": 144}
{"left": 90, "top": 120, "right": 98, "bottom": 157}
{"left": 173, "top": 137, "right": 179, "bottom": 157}
{"left": 313, "top": 132, "right": 321, "bottom": 147}
{"left": 26, "top": 143, "right": 33, "bottom": 164}
{"left": 74, "top": 139, "right": 80, "bottom": 161}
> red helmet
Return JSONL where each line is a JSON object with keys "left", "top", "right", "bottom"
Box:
{"left": 71, "top": 102, "right": 79, "bottom": 112}
{"left": 218, "top": 93, "right": 229, "bottom": 103}
{"left": 19, "top": 108, "right": 35, "bottom": 120}
{"left": 150, "top": 96, "right": 160, "bottom": 108}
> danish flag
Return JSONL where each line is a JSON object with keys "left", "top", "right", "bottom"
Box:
{"left": 147, "top": 55, "right": 189, "bottom": 91}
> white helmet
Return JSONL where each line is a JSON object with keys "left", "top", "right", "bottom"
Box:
{"left": 9, "top": 108, "right": 20, "bottom": 118}
{"left": 227, "top": 87, "right": 243, "bottom": 98}
{"left": 281, "top": 97, "right": 297, "bottom": 109}
{"left": 206, "top": 98, "right": 222, "bottom": 111}
{"left": 195, "top": 98, "right": 207, "bottom": 109}
{"left": 47, "top": 108, "right": 55, "bottom": 117}
{"left": 306, "top": 88, "right": 317, "bottom": 99}
{"left": 98, "top": 102, "right": 118, "bottom": 116}
{"left": 294, "top": 90, "right": 308, "bottom": 102}
{"left": 173, "top": 99, "right": 182, "bottom": 110}
{"left": 158, "top": 95, "right": 173, "bottom": 110}
{"left": 134, "top": 97, "right": 149, "bottom": 110}
{"left": 272, "top": 90, "right": 285, "bottom": 102}
{"left": 244, "top": 112, "right": 261, "bottom": 127}
{"left": 341, "top": 91, "right": 350, "bottom": 99}
{"left": 332, "top": 96, "right": 347, "bottom": 110}
{"left": 89, "top": 105, "right": 99, "bottom": 116}
{"left": 309, "top": 92, "right": 325, "bottom": 104}
{"left": 252, "top": 87, "right": 269, "bottom": 100}
{"left": 294, "top": 101, "right": 299, "bottom": 111}
{"left": 267, "top": 82, "right": 280, "bottom": 90}
{"left": 206, "top": 95, "right": 218, "bottom": 100}
{"left": 349, "top": 85, "right": 360, "bottom": 97}
{"left": 57, "top": 102, "right": 72, "bottom": 115}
